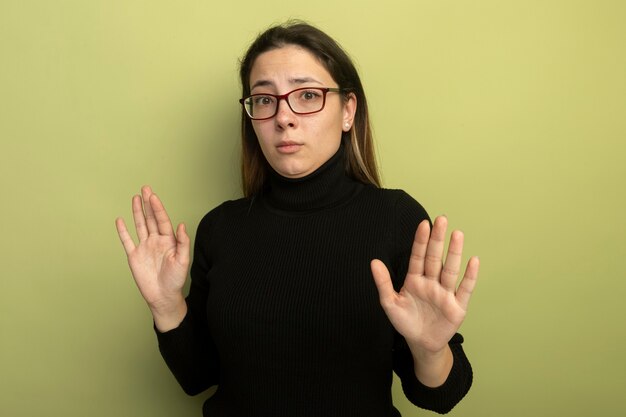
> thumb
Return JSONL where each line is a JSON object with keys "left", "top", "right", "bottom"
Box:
{"left": 175, "top": 223, "right": 190, "bottom": 265}
{"left": 370, "top": 259, "right": 396, "bottom": 304}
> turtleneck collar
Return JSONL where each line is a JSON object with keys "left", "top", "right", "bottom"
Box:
{"left": 262, "top": 144, "right": 363, "bottom": 213}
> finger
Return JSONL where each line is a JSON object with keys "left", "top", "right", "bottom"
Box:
{"left": 440, "top": 230, "right": 464, "bottom": 292}
{"left": 175, "top": 223, "right": 190, "bottom": 265}
{"left": 115, "top": 217, "right": 136, "bottom": 255}
{"left": 150, "top": 193, "right": 174, "bottom": 236}
{"left": 370, "top": 259, "right": 398, "bottom": 308}
{"left": 131, "top": 195, "right": 148, "bottom": 241}
{"left": 141, "top": 185, "right": 158, "bottom": 234}
{"left": 456, "top": 256, "right": 480, "bottom": 310}
{"left": 407, "top": 219, "right": 430, "bottom": 277}
{"left": 424, "top": 216, "right": 447, "bottom": 279}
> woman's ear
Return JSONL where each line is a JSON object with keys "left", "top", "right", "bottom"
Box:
{"left": 342, "top": 92, "right": 357, "bottom": 132}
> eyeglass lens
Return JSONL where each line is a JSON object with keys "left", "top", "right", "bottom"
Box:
{"left": 243, "top": 88, "right": 327, "bottom": 119}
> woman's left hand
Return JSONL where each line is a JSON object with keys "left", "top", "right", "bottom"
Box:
{"left": 371, "top": 216, "right": 479, "bottom": 354}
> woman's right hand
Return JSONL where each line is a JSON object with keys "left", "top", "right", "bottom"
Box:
{"left": 115, "top": 185, "right": 189, "bottom": 331}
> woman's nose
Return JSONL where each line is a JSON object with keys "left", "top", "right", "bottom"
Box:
{"left": 275, "top": 98, "right": 296, "bottom": 127}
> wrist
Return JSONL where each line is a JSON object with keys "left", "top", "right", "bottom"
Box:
{"left": 406, "top": 338, "right": 448, "bottom": 360}
{"left": 149, "top": 295, "right": 187, "bottom": 332}
{"left": 407, "top": 340, "right": 453, "bottom": 388}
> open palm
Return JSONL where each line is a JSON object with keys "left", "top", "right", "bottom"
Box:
{"left": 115, "top": 186, "right": 190, "bottom": 313}
{"left": 371, "top": 216, "right": 479, "bottom": 353}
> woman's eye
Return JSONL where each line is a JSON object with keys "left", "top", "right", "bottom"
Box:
{"left": 301, "top": 90, "right": 320, "bottom": 100}
{"left": 254, "top": 96, "right": 274, "bottom": 106}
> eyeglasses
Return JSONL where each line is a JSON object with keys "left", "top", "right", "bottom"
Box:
{"left": 239, "top": 87, "right": 342, "bottom": 120}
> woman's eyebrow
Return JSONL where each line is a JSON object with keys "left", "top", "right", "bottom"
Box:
{"left": 250, "top": 77, "right": 323, "bottom": 91}
{"left": 250, "top": 79, "right": 274, "bottom": 90}
{"left": 290, "top": 77, "right": 322, "bottom": 85}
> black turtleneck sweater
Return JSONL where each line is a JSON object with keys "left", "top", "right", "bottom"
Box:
{"left": 156, "top": 148, "right": 473, "bottom": 416}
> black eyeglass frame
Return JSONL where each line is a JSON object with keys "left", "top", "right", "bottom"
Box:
{"left": 239, "top": 87, "right": 343, "bottom": 120}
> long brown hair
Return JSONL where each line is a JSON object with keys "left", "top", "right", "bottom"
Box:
{"left": 239, "top": 21, "right": 380, "bottom": 197}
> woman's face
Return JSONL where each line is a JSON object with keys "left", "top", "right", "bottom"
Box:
{"left": 249, "top": 45, "right": 356, "bottom": 179}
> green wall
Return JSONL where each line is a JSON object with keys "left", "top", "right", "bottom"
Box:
{"left": 1, "top": 1, "right": 625, "bottom": 416}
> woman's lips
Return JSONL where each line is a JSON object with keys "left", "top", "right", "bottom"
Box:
{"left": 276, "top": 142, "right": 302, "bottom": 154}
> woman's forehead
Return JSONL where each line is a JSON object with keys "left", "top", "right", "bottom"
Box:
{"left": 249, "top": 45, "right": 333, "bottom": 89}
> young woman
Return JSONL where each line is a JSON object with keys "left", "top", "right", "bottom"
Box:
{"left": 116, "top": 22, "right": 479, "bottom": 416}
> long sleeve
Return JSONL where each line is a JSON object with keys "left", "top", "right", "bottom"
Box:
{"left": 390, "top": 191, "right": 473, "bottom": 413}
{"left": 155, "top": 209, "right": 221, "bottom": 395}
{"left": 393, "top": 333, "right": 473, "bottom": 414}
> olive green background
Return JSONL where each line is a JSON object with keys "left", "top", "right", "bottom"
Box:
{"left": 1, "top": 0, "right": 625, "bottom": 416}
